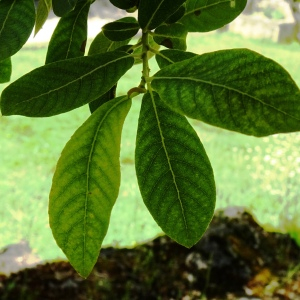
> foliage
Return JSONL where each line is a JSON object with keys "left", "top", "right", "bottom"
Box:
{"left": 0, "top": 0, "right": 300, "bottom": 278}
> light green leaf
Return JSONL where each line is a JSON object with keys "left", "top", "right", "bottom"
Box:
{"left": 138, "top": 0, "right": 186, "bottom": 30}
{"left": 0, "top": 0, "right": 35, "bottom": 61}
{"left": 52, "top": 0, "right": 77, "bottom": 17}
{"left": 132, "top": 35, "right": 160, "bottom": 64}
{"left": 153, "top": 23, "right": 188, "bottom": 50}
{"left": 156, "top": 49, "right": 197, "bottom": 68}
{"left": 0, "top": 51, "right": 134, "bottom": 117}
{"left": 49, "top": 95, "right": 131, "bottom": 278}
{"left": 152, "top": 49, "right": 300, "bottom": 137}
{"left": 0, "top": 57, "right": 12, "bottom": 83}
{"left": 135, "top": 92, "right": 216, "bottom": 248}
{"left": 181, "top": 0, "right": 247, "bottom": 32}
{"left": 46, "top": 1, "right": 90, "bottom": 64}
{"left": 102, "top": 17, "right": 140, "bottom": 42}
{"left": 35, "top": 0, "right": 52, "bottom": 36}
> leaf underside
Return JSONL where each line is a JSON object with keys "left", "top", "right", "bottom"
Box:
{"left": 35, "top": 0, "right": 52, "bottom": 36}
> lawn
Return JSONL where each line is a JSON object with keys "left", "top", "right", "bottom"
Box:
{"left": 0, "top": 31, "right": 299, "bottom": 261}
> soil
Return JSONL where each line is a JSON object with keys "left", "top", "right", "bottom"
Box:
{"left": 1, "top": 207, "right": 300, "bottom": 300}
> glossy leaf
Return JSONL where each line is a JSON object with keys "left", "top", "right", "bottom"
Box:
{"left": 135, "top": 92, "right": 216, "bottom": 247}
{"left": 0, "top": 52, "right": 134, "bottom": 117}
{"left": 0, "top": 57, "right": 12, "bottom": 84}
{"left": 46, "top": 1, "right": 90, "bottom": 64}
{"left": 52, "top": 0, "right": 77, "bottom": 17}
{"left": 49, "top": 95, "right": 131, "bottom": 278}
{"left": 156, "top": 49, "right": 197, "bottom": 68}
{"left": 152, "top": 49, "right": 300, "bottom": 136}
{"left": 0, "top": 0, "right": 35, "bottom": 61}
{"left": 166, "top": 4, "right": 186, "bottom": 24}
{"left": 109, "top": 0, "right": 138, "bottom": 10}
{"left": 181, "top": 0, "right": 247, "bottom": 32}
{"left": 35, "top": 0, "right": 52, "bottom": 36}
{"left": 153, "top": 23, "right": 188, "bottom": 50}
{"left": 138, "top": 0, "right": 186, "bottom": 30}
{"left": 102, "top": 17, "right": 140, "bottom": 42}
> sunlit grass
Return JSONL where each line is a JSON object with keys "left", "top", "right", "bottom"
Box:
{"left": 0, "top": 31, "right": 299, "bottom": 260}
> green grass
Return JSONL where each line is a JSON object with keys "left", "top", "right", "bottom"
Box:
{"left": 0, "top": 31, "right": 299, "bottom": 261}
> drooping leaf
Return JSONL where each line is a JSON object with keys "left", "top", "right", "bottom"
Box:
{"left": 152, "top": 49, "right": 300, "bottom": 137}
{"left": 165, "top": 3, "right": 186, "bottom": 24}
{"left": 0, "top": 52, "right": 134, "bottom": 117}
{"left": 138, "top": 0, "right": 186, "bottom": 30}
{"left": 181, "top": 0, "right": 247, "bottom": 32}
{"left": 0, "top": 0, "right": 35, "bottom": 61}
{"left": 35, "top": 0, "right": 52, "bottom": 36}
{"left": 46, "top": 1, "right": 90, "bottom": 64}
{"left": 156, "top": 49, "right": 197, "bottom": 68}
{"left": 135, "top": 92, "right": 216, "bottom": 248}
{"left": 0, "top": 57, "right": 12, "bottom": 83}
{"left": 52, "top": 0, "right": 77, "bottom": 17}
{"left": 109, "top": 0, "right": 138, "bottom": 10}
{"left": 153, "top": 23, "right": 188, "bottom": 50}
{"left": 89, "top": 85, "right": 117, "bottom": 114}
{"left": 88, "top": 31, "right": 131, "bottom": 55}
{"left": 49, "top": 95, "right": 131, "bottom": 278}
{"left": 102, "top": 17, "right": 140, "bottom": 42}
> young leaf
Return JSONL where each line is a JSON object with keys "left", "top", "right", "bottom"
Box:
{"left": 0, "top": 0, "right": 35, "bottom": 61}
{"left": 135, "top": 92, "right": 216, "bottom": 248}
{"left": 49, "top": 95, "right": 131, "bottom": 278}
{"left": 102, "top": 17, "right": 140, "bottom": 42}
{"left": 153, "top": 23, "right": 188, "bottom": 50}
{"left": 152, "top": 49, "right": 300, "bottom": 137}
{"left": 181, "top": 0, "right": 247, "bottom": 32}
{"left": 138, "top": 0, "right": 186, "bottom": 30}
{"left": 0, "top": 57, "right": 12, "bottom": 83}
{"left": 35, "top": 0, "right": 52, "bottom": 36}
{"left": 46, "top": 1, "right": 90, "bottom": 64}
{"left": 0, "top": 52, "right": 134, "bottom": 117}
{"left": 156, "top": 49, "right": 197, "bottom": 68}
{"left": 52, "top": 0, "right": 77, "bottom": 17}
{"left": 109, "top": 0, "right": 138, "bottom": 10}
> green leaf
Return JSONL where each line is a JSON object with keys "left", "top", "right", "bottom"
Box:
{"left": 0, "top": 51, "right": 134, "bottom": 117}
{"left": 49, "top": 95, "right": 131, "bottom": 278}
{"left": 109, "top": 0, "right": 138, "bottom": 10}
{"left": 88, "top": 31, "right": 131, "bottom": 56}
{"left": 0, "top": 0, "right": 35, "bottom": 61}
{"left": 133, "top": 35, "right": 160, "bottom": 64}
{"left": 138, "top": 0, "right": 186, "bottom": 30}
{"left": 52, "top": 0, "right": 77, "bottom": 17}
{"left": 165, "top": 3, "right": 186, "bottom": 24}
{"left": 153, "top": 23, "right": 188, "bottom": 50}
{"left": 135, "top": 92, "right": 215, "bottom": 248}
{"left": 0, "top": 57, "right": 12, "bottom": 83}
{"left": 35, "top": 0, "right": 52, "bottom": 36}
{"left": 152, "top": 49, "right": 300, "bottom": 137}
{"left": 89, "top": 85, "right": 117, "bottom": 114}
{"left": 102, "top": 17, "right": 140, "bottom": 42}
{"left": 156, "top": 49, "right": 197, "bottom": 68}
{"left": 46, "top": 1, "right": 90, "bottom": 64}
{"left": 181, "top": 0, "right": 247, "bottom": 32}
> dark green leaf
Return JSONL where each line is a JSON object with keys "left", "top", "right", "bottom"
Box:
{"left": 52, "top": 0, "right": 77, "bottom": 17}
{"left": 135, "top": 92, "right": 215, "bottom": 247}
{"left": 109, "top": 0, "right": 138, "bottom": 10}
{"left": 0, "top": 52, "right": 134, "bottom": 117}
{"left": 165, "top": 3, "right": 186, "bottom": 24}
{"left": 181, "top": 0, "right": 247, "bottom": 32}
{"left": 152, "top": 49, "right": 300, "bottom": 137}
{"left": 49, "top": 95, "right": 131, "bottom": 278}
{"left": 138, "top": 0, "right": 186, "bottom": 30}
{"left": 35, "top": 0, "right": 52, "bottom": 36}
{"left": 156, "top": 49, "right": 197, "bottom": 68}
{"left": 0, "top": 0, "right": 35, "bottom": 61}
{"left": 153, "top": 23, "right": 188, "bottom": 50}
{"left": 46, "top": 1, "right": 90, "bottom": 64}
{"left": 89, "top": 85, "right": 117, "bottom": 114}
{"left": 102, "top": 17, "right": 139, "bottom": 42}
{"left": 0, "top": 57, "right": 12, "bottom": 83}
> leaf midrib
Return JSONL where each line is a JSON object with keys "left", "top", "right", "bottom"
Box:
{"left": 0, "top": 0, "right": 16, "bottom": 37}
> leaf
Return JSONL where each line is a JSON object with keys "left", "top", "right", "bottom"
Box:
{"left": 35, "top": 0, "right": 52, "bottom": 36}
{"left": 0, "top": 0, "right": 35, "bottom": 61}
{"left": 165, "top": 3, "right": 186, "bottom": 24}
{"left": 88, "top": 31, "right": 131, "bottom": 56}
{"left": 153, "top": 23, "right": 188, "bottom": 50}
{"left": 156, "top": 49, "right": 197, "bottom": 68}
{"left": 135, "top": 91, "right": 216, "bottom": 248}
{"left": 49, "top": 95, "right": 131, "bottom": 278}
{"left": 89, "top": 85, "right": 117, "bottom": 114}
{"left": 181, "top": 0, "right": 247, "bottom": 32}
{"left": 109, "top": 0, "right": 138, "bottom": 10}
{"left": 0, "top": 57, "right": 12, "bottom": 84}
{"left": 152, "top": 49, "right": 300, "bottom": 137}
{"left": 46, "top": 1, "right": 90, "bottom": 64}
{"left": 102, "top": 17, "right": 140, "bottom": 42}
{"left": 52, "top": 0, "right": 77, "bottom": 17}
{"left": 0, "top": 51, "right": 134, "bottom": 117}
{"left": 133, "top": 35, "right": 160, "bottom": 64}
{"left": 138, "top": 0, "right": 186, "bottom": 30}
